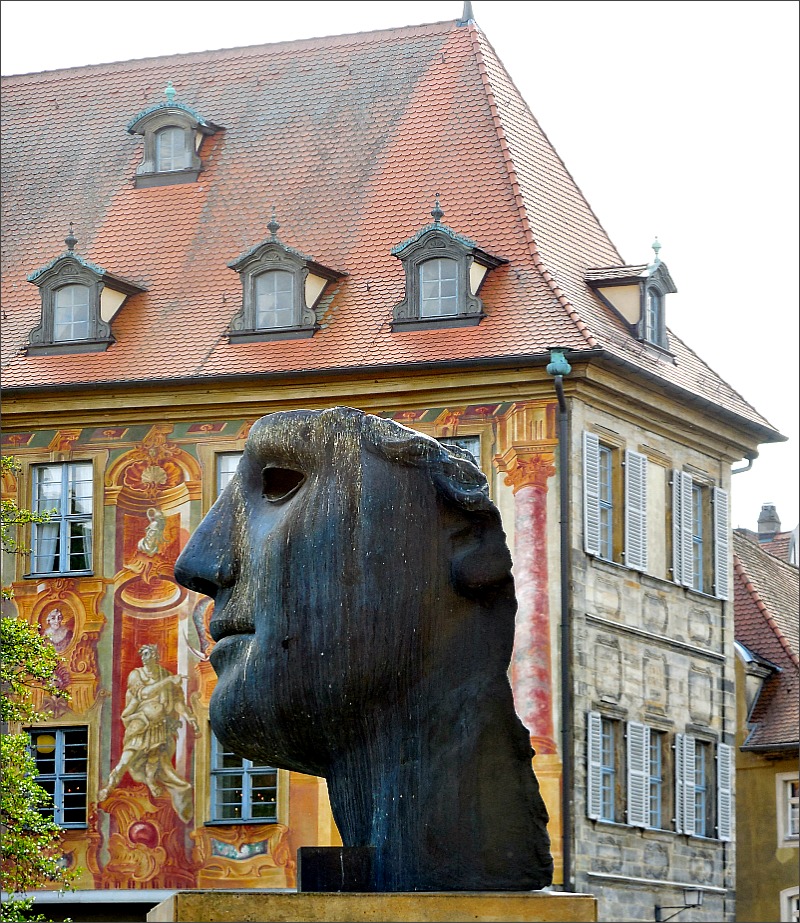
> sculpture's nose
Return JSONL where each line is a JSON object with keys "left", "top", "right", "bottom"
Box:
{"left": 174, "top": 496, "right": 237, "bottom": 600}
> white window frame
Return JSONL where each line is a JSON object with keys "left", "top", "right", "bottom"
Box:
{"left": 216, "top": 452, "right": 243, "bottom": 497}
{"left": 583, "top": 432, "right": 648, "bottom": 569}
{"left": 28, "top": 726, "right": 89, "bottom": 828}
{"left": 780, "top": 886, "right": 800, "bottom": 923}
{"left": 777, "top": 772, "right": 800, "bottom": 848}
{"left": 209, "top": 734, "right": 280, "bottom": 825}
{"left": 30, "top": 461, "right": 93, "bottom": 576}
{"left": 671, "top": 471, "right": 729, "bottom": 599}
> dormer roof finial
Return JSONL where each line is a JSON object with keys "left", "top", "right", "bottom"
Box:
{"left": 651, "top": 237, "right": 662, "bottom": 263}
{"left": 431, "top": 194, "right": 444, "bottom": 225}
{"left": 65, "top": 222, "right": 77, "bottom": 252}
{"left": 459, "top": 1, "right": 475, "bottom": 25}
{"left": 268, "top": 208, "right": 280, "bottom": 240}
{"left": 165, "top": 81, "right": 177, "bottom": 103}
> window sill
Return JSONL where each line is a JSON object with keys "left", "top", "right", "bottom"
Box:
{"left": 25, "top": 571, "right": 94, "bottom": 580}
{"left": 134, "top": 168, "right": 201, "bottom": 188}
{"left": 228, "top": 326, "right": 317, "bottom": 343}
{"left": 27, "top": 339, "right": 114, "bottom": 356}
{"left": 391, "top": 313, "right": 484, "bottom": 332}
{"left": 204, "top": 819, "right": 280, "bottom": 827}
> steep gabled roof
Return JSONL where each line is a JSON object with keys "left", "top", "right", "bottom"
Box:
{"left": 733, "top": 530, "right": 799, "bottom": 750}
{"left": 0, "top": 17, "right": 781, "bottom": 441}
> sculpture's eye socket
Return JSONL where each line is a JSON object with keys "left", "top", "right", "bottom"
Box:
{"left": 262, "top": 467, "right": 305, "bottom": 503}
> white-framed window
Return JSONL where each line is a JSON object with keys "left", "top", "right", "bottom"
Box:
{"left": 675, "top": 733, "right": 731, "bottom": 840}
{"left": 780, "top": 886, "right": 800, "bottom": 923}
{"left": 419, "top": 258, "right": 459, "bottom": 317}
{"left": 255, "top": 270, "right": 295, "bottom": 329}
{"left": 209, "top": 734, "right": 279, "bottom": 824}
{"left": 28, "top": 727, "right": 89, "bottom": 828}
{"left": 216, "top": 452, "right": 243, "bottom": 496}
{"left": 583, "top": 432, "right": 648, "bottom": 570}
{"left": 53, "top": 284, "right": 91, "bottom": 342}
{"left": 30, "top": 462, "right": 93, "bottom": 575}
{"left": 777, "top": 772, "right": 800, "bottom": 848}
{"left": 672, "top": 471, "right": 729, "bottom": 598}
{"left": 155, "top": 125, "right": 188, "bottom": 172}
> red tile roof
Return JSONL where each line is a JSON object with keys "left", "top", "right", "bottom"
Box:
{"left": 0, "top": 18, "right": 782, "bottom": 441}
{"left": 733, "top": 530, "right": 799, "bottom": 750}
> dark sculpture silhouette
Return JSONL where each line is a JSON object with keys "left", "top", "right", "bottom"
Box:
{"left": 174, "top": 407, "right": 553, "bottom": 891}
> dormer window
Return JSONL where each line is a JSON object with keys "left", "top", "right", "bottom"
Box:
{"left": 27, "top": 225, "right": 145, "bottom": 355}
{"left": 54, "top": 284, "right": 91, "bottom": 341}
{"left": 644, "top": 286, "right": 662, "bottom": 344}
{"left": 155, "top": 126, "right": 189, "bottom": 172}
{"left": 420, "top": 258, "right": 458, "bottom": 316}
{"left": 391, "top": 198, "right": 505, "bottom": 331}
{"left": 127, "top": 83, "right": 221, "bottom": 188}
{"left": 227, "top": 214, "right": 344, "bottom": 342}
{"left": 585, "top": 240, "right": 676, "bottom": 351}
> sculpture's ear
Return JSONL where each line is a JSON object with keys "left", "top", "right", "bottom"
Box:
{"left": 450, "top": 508, "right": 513, "bottom": 599}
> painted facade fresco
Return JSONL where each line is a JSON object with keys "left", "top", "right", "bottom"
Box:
{"left": 3, "top": 399, "right": 561, "bottom": 891}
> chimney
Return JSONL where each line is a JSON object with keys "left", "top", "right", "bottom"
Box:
{"left": 757, "top": 503, "right": 781, "bottom": 538}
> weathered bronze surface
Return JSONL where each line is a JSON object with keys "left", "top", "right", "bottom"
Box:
{"left": 174, "top": 407, "right": 553, "bottom": 891}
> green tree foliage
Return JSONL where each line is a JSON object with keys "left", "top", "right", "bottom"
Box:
{"left": 1, "top": 456, "right": 74, "bottom": 922}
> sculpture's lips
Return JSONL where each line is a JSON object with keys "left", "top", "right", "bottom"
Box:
{"left": 209, "top": 632, "right": 253, "bottom": 668}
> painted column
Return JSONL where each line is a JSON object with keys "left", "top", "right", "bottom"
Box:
{"left": 496, "top": 448, "right": 557, "bottom": 753}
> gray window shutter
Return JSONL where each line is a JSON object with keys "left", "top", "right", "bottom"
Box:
{"left": 672, "top": 470, "right": 693, "bottom": 587}
{"left": 675, "top": 732, "right": 697, "bottom": 834}
{"left": 682, "top": 734, "right": 696, "bottom": 834}
{"left": 717, "top": 742, "right": 733, "bottom": 841}
{"left": 583, "top": 432, "right": 601, "bottom": 556}
{"left": 675, "top": 732, "right": 685, "bottom": 833}
{"left": 587, "top": 711, "right": 603, "bottom": 820}
{"left": 713, "top": 487, "right": 730, "bottom": 600}
{"left": 624, "top": 449, "right": 648, "bottom": 571}
{"left": 626, "top": 721, "right": 650, "bottom": 827}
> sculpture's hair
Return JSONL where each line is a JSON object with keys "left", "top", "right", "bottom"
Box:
{"left": 359, "top": 411, "right": 496, "bottom": 517}
{"left": 138, "top": 643, "right": 160, "bottom": 658}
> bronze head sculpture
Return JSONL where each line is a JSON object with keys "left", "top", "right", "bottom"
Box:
{"left": 174, "top": 407, "right": 553, "bottom": 891}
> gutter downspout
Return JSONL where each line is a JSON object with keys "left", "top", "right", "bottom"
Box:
{"left": 547, "top": 348, "right": 573, "bottom": 892}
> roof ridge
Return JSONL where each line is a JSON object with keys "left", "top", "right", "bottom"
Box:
{"left": 0, "top": 19, "right": 456, "bottom": 81}
{"left": 733, "top": 550, "right": 800, "bottom": 669}
{"left": 467, "top": 25, "right": 598, "bottom": 350}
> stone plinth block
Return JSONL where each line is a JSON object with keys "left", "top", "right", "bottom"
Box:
{"left": 147, "top": 890, "right": 597, "bottom": 922}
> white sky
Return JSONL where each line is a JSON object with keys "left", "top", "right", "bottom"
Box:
{"left": 2, "top": 0, "right": 798, "bottom": 532}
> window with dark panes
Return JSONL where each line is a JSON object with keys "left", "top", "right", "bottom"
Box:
{"left": 30, "top": 462, "right": 93, "bottom": 575}
{"left": 28, "top": 727, "right": 88, "bottom": 827}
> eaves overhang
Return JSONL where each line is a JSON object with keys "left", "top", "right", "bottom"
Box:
{"left": 2, "top": 347, "right": 784, "bottom": 447}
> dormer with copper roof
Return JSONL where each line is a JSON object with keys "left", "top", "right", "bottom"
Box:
{"left": 227, "top": 212, "right": 345, "bottom": 342}
{"left": 127, "top": 82, "right": 222, "bottom": 188}
{"left": 391, "top": 197, "right": 506, "bottom": 331}
{"left": 26, "top": 225, "right": 145, "bottom": 355}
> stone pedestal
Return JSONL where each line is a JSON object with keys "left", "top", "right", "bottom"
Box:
{"left": 147, "top": 890, "right": 597, "bottom": 922}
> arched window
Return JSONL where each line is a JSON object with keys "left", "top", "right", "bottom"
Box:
{"left": 419, "top": 258, "right": 459, "bottom": 317}
{"left": 155, "top": 126, "right": 187, "bottom": 172}
{"left": 53, "top": 284, "right": 91, "bottom": 341}
{"left": 255, "top": 271, "right": 295, "bottom": 329}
